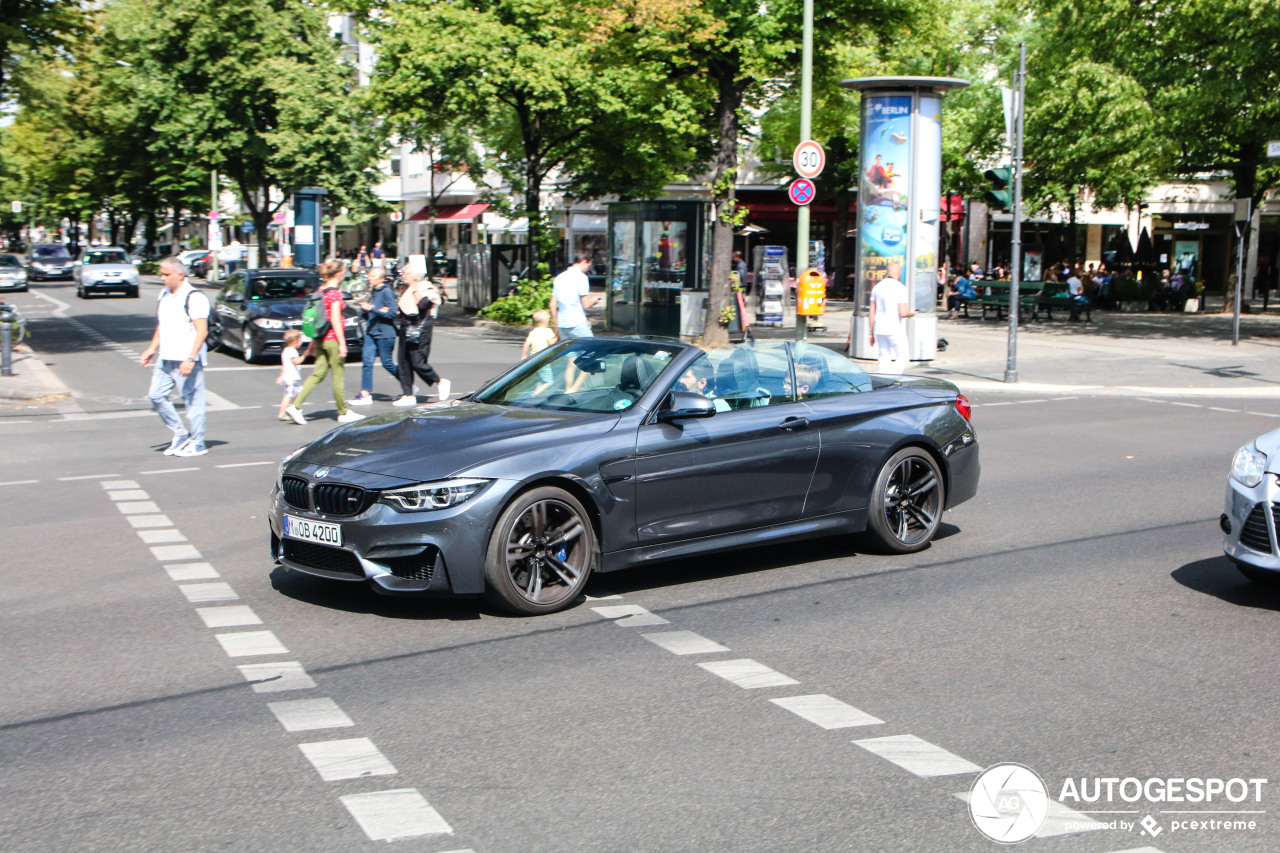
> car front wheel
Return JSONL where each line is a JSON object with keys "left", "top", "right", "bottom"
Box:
{"left": 866, "top": 447, "right": 945, "bottom": 554}
{"left": 243, "top": 328, "right": 259, "bottom": 363}
{"left": 483, "top": 486, "right": 596, "bottom": 615}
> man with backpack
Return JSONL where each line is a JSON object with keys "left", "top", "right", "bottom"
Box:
{"left": 140, "top": 256, "right": 210, "bottom": 456}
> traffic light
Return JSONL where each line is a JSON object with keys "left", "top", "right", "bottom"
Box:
{"left": 983, "top": 166, "right": 1012, "bottom": 211}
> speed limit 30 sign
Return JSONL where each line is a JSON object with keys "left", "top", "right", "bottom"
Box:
{"left": 793, "top": 140, "right": 826, "bottom": 179}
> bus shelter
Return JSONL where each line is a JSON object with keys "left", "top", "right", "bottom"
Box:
{"left": 606, "top": 200, "right": 710, "bottom": 338}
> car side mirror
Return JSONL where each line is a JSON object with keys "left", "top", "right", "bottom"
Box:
{"left": 226, "top": 293, "right": 243, "bottom": 303}
{"left": 658, "top": 390, "right": 716, "bottom": 421}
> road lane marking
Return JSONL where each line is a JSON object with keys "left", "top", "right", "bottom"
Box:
{"left": 107, "top": 489, "right": 150, "bottom": 501}
{"left": 164, "top": 562, "right": 220, "bottom": 581}
{"left": 127, "top": 514, "right": 174, "bottom": 529}
{"left": 953, "top": 791, "right": 1106, "bottom": 837}
{"left": 215, "top": 461, "right": 273, "bottom": 469}
{"left": 340, "top": 789, "right": 454, "bottom": 841}
{"left": 640, "top": 631, "right": 731, "bottom": 655}
{"left": 853, "top": 734, "right": 981, "bottom": 777}
{"left": 697, "top": 659, "right": 799, "bottom": 689}
{"left": 238, "top": 661, "right": 316, "bottom": 692}
{"left": 299, "top": 738, "right": 397, "bottom": 781}
{"left": 137, "top": 529, "right": 187, "bottom": 544}
{"left": 141, "top": 467, "right": 201, "bottom": 475}
{"left": 1247, "top": 411, "right": 1280, "bottom": 418}
{"left": 116, "top": 501, "right": 161, "bottom": 514}
{"left": 150, "top": 544, "right": 202, "bottom": 561}
{"left": 267, "top": 698, "right": 355, "bottom": 732}
{"left": 591, "top": 604, "right": 670, "bottom": 627}
{"left": 0, "top": 479, "right": 39, "bottom": 486}
{"left": 59, "top": 473, "right": 120, "bottom": 480}
{"left": 196, "top": 606, "right": 263, "bottom": 628}
{"left": 770, "top": 694, "right": 884, "bottom": 729}
{"left": 215, "top": 630, "right": 288, "bottom": 657}
{"left": 1169, "top": 402, "right": 1202, "bottom": 408}
{"left": 1208, "top": 407, "right": 1238, "bottom": 413}
{"left": 179, "top": 582, "right": 238, "bottom": 602}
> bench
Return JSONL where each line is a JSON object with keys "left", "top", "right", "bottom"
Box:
{"left": 1033, "top": 283, "right": 1091, "bottom": 321}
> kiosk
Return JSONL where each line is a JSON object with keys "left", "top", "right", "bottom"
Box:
{"left": 292, "top": 187, "right": 327, "bottom": 269}
{"left": 606, "top": 200, "right": 709, "bottom": 338}
{"left": 839, "top": 77, "right": 968, "bottom": 362}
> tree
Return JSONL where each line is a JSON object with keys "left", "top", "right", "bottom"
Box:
{"left": 0, "top": 0, "right": 86, "bottom": 102}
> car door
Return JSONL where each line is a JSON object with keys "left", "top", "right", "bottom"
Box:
{"left": 216, "top": 273, "right": 246, "bottom": 345}
{"left": 633, "top": 342, "right": 819, "bottom": 544}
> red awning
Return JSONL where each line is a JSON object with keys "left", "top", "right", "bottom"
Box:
{"left": 407, "top": 203, "right": 490, "bottom": 223}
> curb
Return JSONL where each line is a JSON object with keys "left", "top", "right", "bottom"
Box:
{"left": 0, "top": 345, "right": 72, "bottom": 400}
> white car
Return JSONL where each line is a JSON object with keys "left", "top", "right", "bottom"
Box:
{"left": 0, "top": 253, "right": 28, "bottom": 291}
{"left": 1223, "top": 428, "right": 1280, "bottom": 583}
{"left": 75, "top": 247, "right": 141, "bottom": 298}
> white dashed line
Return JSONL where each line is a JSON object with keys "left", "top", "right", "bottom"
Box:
{"left": 1247, "top": 411, "right": 1280, "bottom": 418}
{"left": 107, "top": 489, "right": 150, "bottom": 501}
{"left": 299, "top": 738, "right": 398, "bottom": 781}
{"left": 591, "top": 604, "right": 670, "bottom": 627}
{"left": 215, "top": 630, "right": 288, "bottom": 657}
{"left": 854, "top": 734, "right": 981, "bottom": 777}
{"left": 215, "top": 461, "right": 274, "bottom": 469}
{"left": 340, "top": 789, "right": 454, "bottom": 841}
{"left": 150, "top": 543, "right": 202, "bottom": 562}
{"left": 59, "top": 473, "right": 120, "bottom": 481}
{"left": 164, "top": 562, "right": 220, "bottom": 581}
{"left": 268, "top": 698, "right": 355, "bottom": 732}
{"left": 117, "top": 501, "right": 162, "bottom": 514}
{"left": 179, "top": 582, "right": 238, "bottom": 602}
{"left": 1208, "top": 407, "right": 1238, "bottom": 413}
{"left": 0, "top": 479, "right": 39, "bottom": 486}
{"left": 127, "top": 514, "right": 174, "bottom": 529}
{"left": 952, "top": 791, "right": 1107, "bottom": 837}
{"left": 640, "top": 631, "right": 731, "bottom": 655}
{"left": 238, "top": 661, "right": 317, "bottom": 692}
{"left": 100, "top": 480, "right": 140, "bottom": 489}
{"left": 196, "top": 606, "right": 263, "bottom": 628}
{"left": 137, "top": 529, "right": 187, "bottom": 544}
{"left": 1099, "top": 847, "right": 1165, "bottom": 852}
{"left": 141, "top": 467, "right": 201, "bottom": 475}
{"left": 770, "top": 694, "right": 884, "bottom": 729}
{"left": 1168, "top": 402, "right": 1202, "bottom": 408}
{"left": 697, "top": 659, "right": 799, "bottom": 689}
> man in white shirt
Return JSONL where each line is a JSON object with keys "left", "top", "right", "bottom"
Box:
{"left": 140, "top": 256, "right": 211, "bottom": 456}
{"left": 867, "top": 259, "right": 916, "bottom": 375}
{"left": 1066, "top": 270, "right": 1088, "bottom": 320}
{"left": 550, "top": 252, "right": 597, "bottom": 339}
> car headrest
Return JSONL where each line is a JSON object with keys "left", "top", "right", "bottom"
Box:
{"left": 620, "top": 354, "right": 655, "bottom": 392}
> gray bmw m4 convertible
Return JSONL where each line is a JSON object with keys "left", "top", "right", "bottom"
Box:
{"left": 270, "top": 336, "right": 980, "bottom": 614}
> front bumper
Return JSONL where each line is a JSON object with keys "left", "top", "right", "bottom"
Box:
{"left": 0, "top": 276, "right": 26, "bottom": 290}
{"left": 268, "top": 477, "right": 514, "bottom": 596}
{"left": 30, "top": 266, "right": 73, "bottom": 280}
{"left": 1223, "top": 474, "right": 1280, "bottom": 572}
{"left": 83, "top": 278, "right": 138, "bottom": 292}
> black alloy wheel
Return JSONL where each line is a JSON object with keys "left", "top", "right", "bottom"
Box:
{"left": 484, "top": 486, "right": 596, "bottom": 615}
{"left": 866, "top": 447, "right": 945, "bottom": 554}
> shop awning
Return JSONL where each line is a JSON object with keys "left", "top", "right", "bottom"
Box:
{"left": 407, "top": 203, "right": 490, "bottom": 223}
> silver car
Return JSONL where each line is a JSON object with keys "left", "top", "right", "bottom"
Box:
{"left": 0, "top": 254, "right": 27, "bottom": 291}
{"left": 76, "top": 247, "right": 141, "bottom": 298}
{"left": 1223, "top": 427, "right": 1280, "bottom": 583}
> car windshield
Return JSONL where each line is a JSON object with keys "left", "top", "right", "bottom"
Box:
{"left": 34, "top": 246, "right": 70, "bottom": 259}
{"left": 0, "top": 255, "right": 19, "bottom": 268}
{"left": 84, "top": 250, "right": 129, "bottom": 265}
{"left": 248, "top": 277, "right": 315, "bottom": 300}
{"left": 476, "top": 338, "right": 682, "bottom": 413}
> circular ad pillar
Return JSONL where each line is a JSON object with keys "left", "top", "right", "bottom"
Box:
{"left": 839, "top": 77, "right": 968, "bottom": 363}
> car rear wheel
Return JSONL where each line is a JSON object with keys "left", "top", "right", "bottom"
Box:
{"left": 483, "top": 486, "right": 596, "bottom": 615}
{"left": 205, "top": 321, "right": 224, "bottom": 352}
{"left": 866, "top": 447, "right": 945, "bottom": 554}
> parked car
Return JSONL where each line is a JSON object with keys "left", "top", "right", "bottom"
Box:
{"left": 1223, "top": 428, "right": 1280, "bottom": 584}
{"left": 206, "top": 268, "right": 363, "bottom": 363}
{"left": 270, "top": 337, "right": 980, "bottom": 615}
{"left": 27, "top": 243, "right": 75, "bottom": 281}
{"left": 75, "top": 247, "right": 141, "bottom": 298}
{"left": 178, "top": 249, "right": 212, "bottom": 279}
{"left": 0, "top": 254, "right": 28, "bottom": 292}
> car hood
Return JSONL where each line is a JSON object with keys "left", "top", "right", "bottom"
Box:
{"left": 292, "top": 400, "right": 621, "bottom": 482}
{"left": 84, "top": 263, "right": 135, "bottom": 274}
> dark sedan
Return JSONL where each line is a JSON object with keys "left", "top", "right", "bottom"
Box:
{"left": 27, "top": 243, "right": 74, "bottom": 280}
{"left": 207, "top": 269, "right": 363, "bottom": 363}
{"left": 270, "top": 337, "right": 980, "bottom": 615}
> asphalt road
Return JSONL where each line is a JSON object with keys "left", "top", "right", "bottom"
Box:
{"left": 1, "top": 278, "right": 1278, "bottom": 852}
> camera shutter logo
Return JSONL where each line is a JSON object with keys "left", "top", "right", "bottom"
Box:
{"left": 969, "top": 763, "right": 1049, "bottom": 843}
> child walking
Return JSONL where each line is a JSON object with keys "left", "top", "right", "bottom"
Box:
{"left": 522, "top": 309, "right": 558, "bottom": 390}
{"left": 277, "top": 329, "right": 305, "bottom": 421}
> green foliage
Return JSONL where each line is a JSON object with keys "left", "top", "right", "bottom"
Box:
{"left": 478, "top": 277, "right": 554, "bottom": 326}
{"left": 0, "top": 0, "right": 88, "bottom": 101}
{"left": 1112, "top": 275, "right": 1156, "bottom": 303}
{"left": 137, "top": 260, "right": 161, "bottom": 275}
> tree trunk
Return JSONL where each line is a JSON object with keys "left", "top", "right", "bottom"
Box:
{"left": 1067, "top": 195, "right": 1077, "bottom": 264}
{"left": 703, "top": 62, "right": 743, "bottom": 347}
{"left": 144, "top": 211, "right": 157, "bottom": 258}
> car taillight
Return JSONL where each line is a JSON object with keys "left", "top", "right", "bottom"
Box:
{"left": 955, "top": 394, "right": 972, "bottom": 421}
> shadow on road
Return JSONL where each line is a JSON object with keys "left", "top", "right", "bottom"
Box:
{"left": 269, "top": 566, "right": 483, "bottom": 621}
{"left": 1171, "top": 556, "right": 1280, "bottom": 612}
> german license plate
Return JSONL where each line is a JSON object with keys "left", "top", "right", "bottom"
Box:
{"left": 283, "top": 514, "right": 342, "bottom": 546}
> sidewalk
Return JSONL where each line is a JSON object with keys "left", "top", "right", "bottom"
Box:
{"left": 0, "top": 343, "right": 72, "bottom": 401}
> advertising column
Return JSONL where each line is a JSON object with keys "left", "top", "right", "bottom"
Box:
{"left": 840, "top": 77, "right": 968, "bottom": 363}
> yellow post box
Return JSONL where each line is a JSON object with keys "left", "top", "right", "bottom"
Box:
{"left": 797, "top": 268, "right": 826, "bottom": 316}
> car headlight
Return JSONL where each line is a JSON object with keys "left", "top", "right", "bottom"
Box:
{"left": 379, "top": 478, "right": 490, "bottom": 512}
{"left": 15, "top": 270, "right": 26, "bottom": 280}
{"left": 278, "top": 445, "right": 307, "bottom": 478}
{"left": 1231, "top": 445, "right": 1267, "bottom": 488}
{"left": 253, "top": 318, "right": 285, "bottom": 329}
